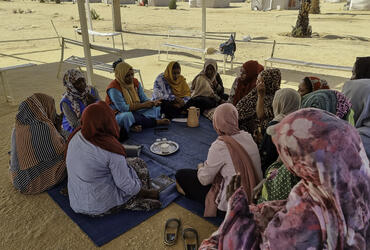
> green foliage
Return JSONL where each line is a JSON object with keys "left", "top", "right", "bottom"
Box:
{"left": 169, "top": 0, "right": 177, "bottom": 9}
{"left": 91, "top": 8, "right": 100, "bottom": 20}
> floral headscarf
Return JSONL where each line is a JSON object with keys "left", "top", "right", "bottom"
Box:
{"left": 267, "top": 108, "right": 370, "bottom": 249}
{"left": 62, "top": 69, "right": 89, "bottom": 118}
{"left": 200, "top": 108, "right": 370, "bottom": 250}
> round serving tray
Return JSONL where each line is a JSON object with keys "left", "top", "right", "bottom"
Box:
{"left": 150, "top": 138, "right": 179, "bottom": 156}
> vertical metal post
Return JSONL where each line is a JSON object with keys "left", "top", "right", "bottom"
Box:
{"left": 112, "top": 0, "right": 122, "bottom": 32}
{"left": 77, "top": 0, "right": 93, "bottom": 85}
{"left": 201, "top": 0, "right": 206, "bottom": 61}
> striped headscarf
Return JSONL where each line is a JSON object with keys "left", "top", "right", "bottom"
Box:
{"left": 10, "top": 94, "right": 66, "bottom": 194}
{"left": 62, "top": 69, "right": 89, "bottom": 118}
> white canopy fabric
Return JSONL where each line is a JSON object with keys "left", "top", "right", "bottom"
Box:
{"left": 350, "top": 0, "right": 370, "bottom": 9}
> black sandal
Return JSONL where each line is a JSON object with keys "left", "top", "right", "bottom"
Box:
{"left": 182, "top": 227, "right": 199, "bottom": 250}
{"left": 164, "top": 218, "right": 181, "bottom": 246}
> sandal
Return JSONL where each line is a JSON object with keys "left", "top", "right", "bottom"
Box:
{"left": 164, "top": 218, "right": 181, "bottom": 246}
{"left": 182, "top": 227, "right": 199, "bottom": 250}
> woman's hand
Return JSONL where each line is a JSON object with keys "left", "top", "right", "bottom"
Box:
{"left": 54, "top": 113, "right": 63, "bottom": 132}
{"left": 174, "top": 97, "right": 185, "bottom": 107}
{"left": 197, "top": 162, "right": 204, "bottom": 170}
{"left": 153, "top": 99, "right": 162, "bottom": 107}
{"left": 143, "top": 101, "right": 155, "bottom": 108}
{"left": 226, "top": 174, "right": 241, "bottom": 201}
{"left": 86, "top": 93, "right": 96, "bottom": 105}
{"left": 256, "top": 80, "right": 266, "bottom": 97}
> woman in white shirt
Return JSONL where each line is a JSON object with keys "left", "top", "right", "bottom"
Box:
{"left": 66, "top": 101, "right": 161, "bottom": 216}
{"left": 175, "top": 103, "right": 262, "bottom": 217}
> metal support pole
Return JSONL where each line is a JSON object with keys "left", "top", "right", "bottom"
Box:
{"left": 201, "top": 0, "right": 206, "bottom": 61}
{"left": 112, "top": 0, "right": 122, "bottom": 32}
{"left": 77, "top": 0, "right": 93, "bottom": 86}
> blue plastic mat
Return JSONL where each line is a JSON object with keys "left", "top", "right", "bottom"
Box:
{"left": 47, "top": 117, "right": 222, "bottom": 247}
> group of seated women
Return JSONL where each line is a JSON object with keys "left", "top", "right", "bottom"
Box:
{"left": 8, "top": 55, "right": 370, "bottom": 248}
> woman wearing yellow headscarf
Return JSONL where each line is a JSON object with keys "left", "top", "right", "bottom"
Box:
{"left": 152, "top": 62, "right": 191, "bottom": 119}
{"left": 106, "top": 61, "right": 169, "bottom": 139}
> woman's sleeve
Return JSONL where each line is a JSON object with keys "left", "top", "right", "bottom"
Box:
{"left": 197, "top": 142, "right": 226, "bottom": 186}
{"left": 262, "top": 202, "right": 322, "bottom": 249}
{"left": 61, "top": 102, "right": 80, "bottom": 129}
{"left": 228, "top": 78, "right": 238, "bottom": 103}
{"left": 216, "top": 73, "right": 225, "bottom": 94}
{"left": 108, "top": 88, "right": 130, "bottom": 112}
{"left": 108, "top": 153, "right": 141, "bottom": 197}
{"left": 152, "top": 75, "right": 175, "bottom": 101}
{"left": 236, "top": 91, "right": 258, "bottom": 120}
{"left": 137, "top": 84, "right": 149, "bottom": 102}
{"left": 91, "top": 86, "right": 101, "bottom": 101}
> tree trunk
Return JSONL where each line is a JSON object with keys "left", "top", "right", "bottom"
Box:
{"left": 291, "top": 0, "right": 312, "bottom": 37}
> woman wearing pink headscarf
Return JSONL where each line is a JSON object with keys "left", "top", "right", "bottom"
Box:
{"left": 175, "top": 103, "right": 262, "bottom": 217}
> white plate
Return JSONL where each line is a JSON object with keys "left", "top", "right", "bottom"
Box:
{"left": 150, "top": 139, "right": 179, "bottom": 156}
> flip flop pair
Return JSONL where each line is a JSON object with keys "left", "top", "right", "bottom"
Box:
{"left": 164, "top": 218, "right": 199, "bottom": 249}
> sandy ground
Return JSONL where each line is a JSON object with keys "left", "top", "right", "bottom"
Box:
{"left": 0, "top": 0, "right": 369, "bottom": 249}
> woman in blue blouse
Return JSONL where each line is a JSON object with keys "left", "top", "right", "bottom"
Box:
{"left": 152, "top": 61, "right": 191, "bottom": 119}
{"left": 60, "top": 69, "right": 100, "bottom": 134}
{"left": 106, "top": 62, "right": 169, "bottom": 136}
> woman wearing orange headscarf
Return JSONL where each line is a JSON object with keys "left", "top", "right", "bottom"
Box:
{"left": 152, "top": 61, "right": 191, "bottom": 119}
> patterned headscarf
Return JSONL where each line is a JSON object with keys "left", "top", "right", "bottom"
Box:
{"left": 11, "top": 94, "right": 66, "bottom": 194}
{"left": 164, "top": 61, "right": 191, "bottom": 98}
{"left": 301, "top": 89, "right": 352, "bottom": 119}
{"left": 200, "top": 108, "right": 370, "bottom": 250}
{"left": 233, "top": 60, "right": 264, "bottom": 106}
{"left": 267, "top": 108, "right": 370, "bottom": 249}
{"left": 62, "top": 69, "right": 89, "bottom": 118}
{"left": 114, "top": 62, "right": 140, "bottom": 107}
{"left": 236, "top": 68, "right": 281, "bottom": 141}
{"left": 307, "top": 76, "right": 330, "bottom": 91}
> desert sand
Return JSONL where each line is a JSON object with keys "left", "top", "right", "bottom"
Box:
{"left": 0, "top": 0, "right": 369, "bottom": 249}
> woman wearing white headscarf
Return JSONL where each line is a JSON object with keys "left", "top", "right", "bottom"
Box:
{"left": 185, "top": 59, "right": 228, "bottom": 114}
{"left": 259, "top": 88, "right": 301, "bottom": 174}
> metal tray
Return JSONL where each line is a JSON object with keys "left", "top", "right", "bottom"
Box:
{"left": 150, "top": 138, "right": 179, "bottom": 156}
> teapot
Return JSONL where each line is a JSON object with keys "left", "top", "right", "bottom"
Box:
{"left": 187, "top": 106, "right": 200, "bottom": 127}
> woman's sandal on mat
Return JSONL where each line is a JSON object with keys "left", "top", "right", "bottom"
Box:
{"left": 164, "top": 218, "right": 181, "bottom": 246}
{"left": 182, "top": 227, "right": 199, "bottom": 250}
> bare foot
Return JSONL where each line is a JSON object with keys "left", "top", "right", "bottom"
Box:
{"left": 156, "top": 118, "right": 170, "bottom": 126}
{"left": 130, "top": 125, "right": 142, "bottom": 133}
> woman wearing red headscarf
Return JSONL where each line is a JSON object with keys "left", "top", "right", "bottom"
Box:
{"left": 66, "top": 101, "right": 161, "bottom": 216}
{"left": 228, "top": 60, "right": 264, "bottom": 106}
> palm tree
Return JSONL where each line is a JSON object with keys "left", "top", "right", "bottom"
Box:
{"left": 291, "top": 0, "right": 312, "bottom": 37}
